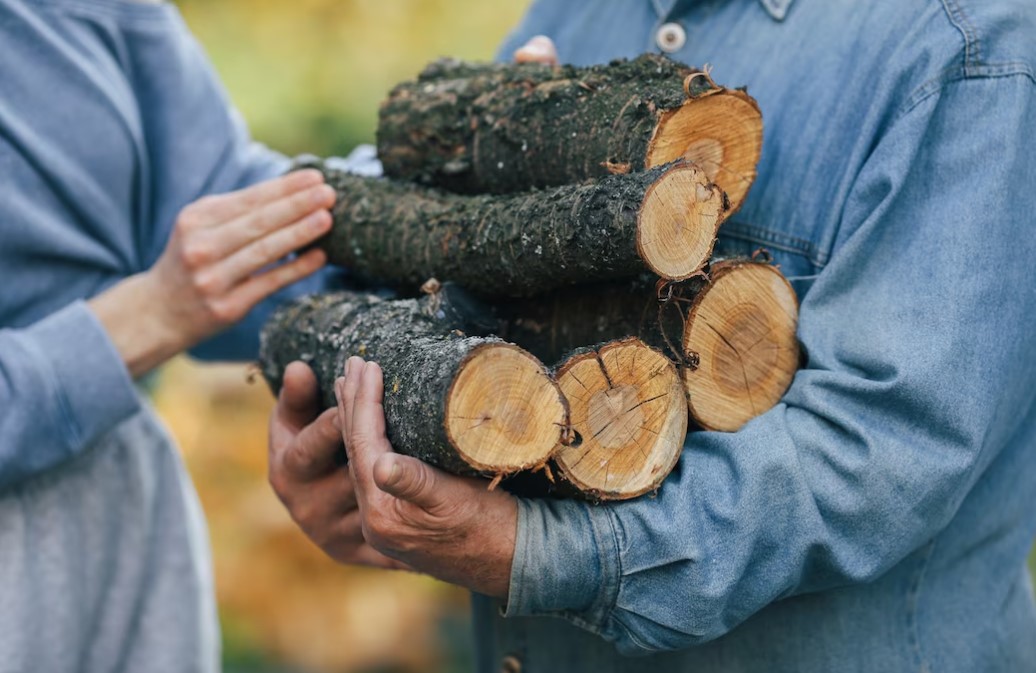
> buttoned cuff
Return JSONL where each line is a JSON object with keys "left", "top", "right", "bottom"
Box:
{"left": 17, "top": 300, "right": 141, "bottom": 452}
{"left": 503, "top": 496, "right": 622, "bottom": 634}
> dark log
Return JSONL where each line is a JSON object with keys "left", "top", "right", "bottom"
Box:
{"left": 259, "top": 291, "right": 568, "bottom": 477}
{"left": 377, "top": 54, "right": 762, "bottom": 212}
{"left": 303, "top": 158, "right": 726, "bottom": 296}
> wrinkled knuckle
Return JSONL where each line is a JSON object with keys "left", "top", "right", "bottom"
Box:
{"left": 180, "top": 240, "right": 212, "bottom": 269}
{"left": 200, "top": 296, "right": 222, "bottom": 320}
{"left": 284, "top": 449, "right": 316, "bottom": 478}
{"left": 363, "top": 513, "right": 397, "bottom": 550}
{"left": 308, "top": 527, "right": 335, "bottom": 550}
{"left": 267, "top": 471, "right": 291, "bottom": 504}
{"left": 388, "top": 536, "right": 416, "bottom": 555}
{"left": 190, "top": 271, "right": 219, "bottom": 296}
{"left": 290, "top": 501, "right": 320, "bottom": 528}
{"left": 176, "top": 207, "right": 205, "bottom": 232}
{"left": 407, "top": 466, "right": 432, "bottom": 500}
{"left": 361, "top": 522, "right": 385, "bottom": 551}
{"left": 204, "top": 298, "right": 238, "bottom": 324}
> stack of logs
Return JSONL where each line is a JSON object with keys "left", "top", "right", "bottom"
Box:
{"left": 260, "top": 54, "right": 800, "bottom": 501}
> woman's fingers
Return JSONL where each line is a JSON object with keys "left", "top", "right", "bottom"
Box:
{"left": 189, "top": 169, "right": 328, "bottom": 227}
{"left": 205, "top": 182, "right": 336, "bottom": 259}
{"left": 212, "top": 208, "right": 331, "bottom": 289}
{"left": 222, "top": 248, "right": 326, "bottom": 318}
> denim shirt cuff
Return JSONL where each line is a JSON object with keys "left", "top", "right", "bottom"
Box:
{"left": 17, "top": 300, "right": 141, "bottom": 451}
{"left": 502, "top": 496, "right": 622, "bottom": 634}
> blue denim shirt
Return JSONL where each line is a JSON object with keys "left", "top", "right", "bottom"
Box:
{"left": 474, "top": 1, "right": 1036, "bottom": 671}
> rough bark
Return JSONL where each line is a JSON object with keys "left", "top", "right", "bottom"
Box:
{"left": 259, "top": 291, "right": 568, "bottom": 476}
{"left": 377, "top": 54, "right": 763, "bottom": 211}
{"left": 303, "top": 157, "right": 726, "bottom": 296}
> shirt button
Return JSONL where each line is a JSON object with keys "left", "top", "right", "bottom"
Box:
{"left": 656, "top": 22, "right": 687, "bottom": 53}
{"left": 501, "top": 654, "right": 522, "bottom": 673}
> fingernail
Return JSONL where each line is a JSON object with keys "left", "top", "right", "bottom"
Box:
{"left": 387, "top": 458, "right": 402, "bottom": 486}
{"left": 335, "top": 376, "right": 345, "bottom": 396}
{"left": 343, "top": 359, "right": 350, "bottom": 377}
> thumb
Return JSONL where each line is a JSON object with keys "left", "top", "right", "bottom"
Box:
{"left": 277, "top": 361, "right": 321, "bottom": 430}
{"left": 373, "top": 454, "right": 442, "bottom": 510}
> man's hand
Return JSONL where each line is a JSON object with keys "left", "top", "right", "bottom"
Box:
{"left": 336, "top": 356, "right": 518, "bottom": 599}
{"left": 514, "top": 35, "right": 559, "bottom": 65}
{"left": 268, "top": 361, "right": 404, "bottom": 570}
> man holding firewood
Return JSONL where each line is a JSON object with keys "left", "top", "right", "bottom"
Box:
{"left": 269, "top": 1, "right": 1036, "bottom": 671}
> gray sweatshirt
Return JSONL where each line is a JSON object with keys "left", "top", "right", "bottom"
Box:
{"left": 0, "top": 0, "right": 370, "bottom": 669}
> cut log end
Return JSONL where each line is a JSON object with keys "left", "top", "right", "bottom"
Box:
{"left": 553, "top": 338, "right": 687, "bottom": 500}
{"left": 637, "top": 163, "right": 726, "bottom": 280}
{"left": 682, "top": 261, "right": 800, "bottom": 432}
{"left": 647, "top": 92, "right": 763, "bottom": 215}
{"left": 445, "top": 343, "right": 568, "bottom": 474}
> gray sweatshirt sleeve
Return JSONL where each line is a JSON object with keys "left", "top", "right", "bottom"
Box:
{"left": 0, "top": 302, "right": 140, "bottom": 490}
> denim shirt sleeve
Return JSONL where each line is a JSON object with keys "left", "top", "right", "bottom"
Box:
{"left": 505, "top": 73, "right": 1036, "bottom": 654}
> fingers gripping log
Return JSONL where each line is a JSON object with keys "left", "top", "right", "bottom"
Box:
{"left": 305, "top": 158, "right": 728, "bottom": 297}
{"left": 259, "top": 292, "right": 569, "bottom": 477}
{"left": 377, "top": 53, "right": 763, "bottom": 212}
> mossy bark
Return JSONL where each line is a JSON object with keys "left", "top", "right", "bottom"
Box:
{"left": 377, "top": 54, "right": 717, "bottom": 194}
{"left": 303, "top": 158, "right": 718, "bottom": 296}
{"left": 258, "top": 291, "right": 541, "bottom": 476}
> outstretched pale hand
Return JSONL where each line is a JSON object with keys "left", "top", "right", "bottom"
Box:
{"left": 335, "top": 356, "right": 518, "bottom": 599}
{"left": 90, "top": 169, "right": 335, "bottom": 377}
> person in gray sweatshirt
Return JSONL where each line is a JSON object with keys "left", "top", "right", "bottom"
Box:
{"left": 0, "top": 0, "right": 373, "bottom": 670}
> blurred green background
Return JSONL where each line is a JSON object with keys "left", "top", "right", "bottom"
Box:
{"left": 180, "top": 0, "right": 530, "bottom": 158}
{"left": 162, "top": 2, "right": 1036, "bottom": 671}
